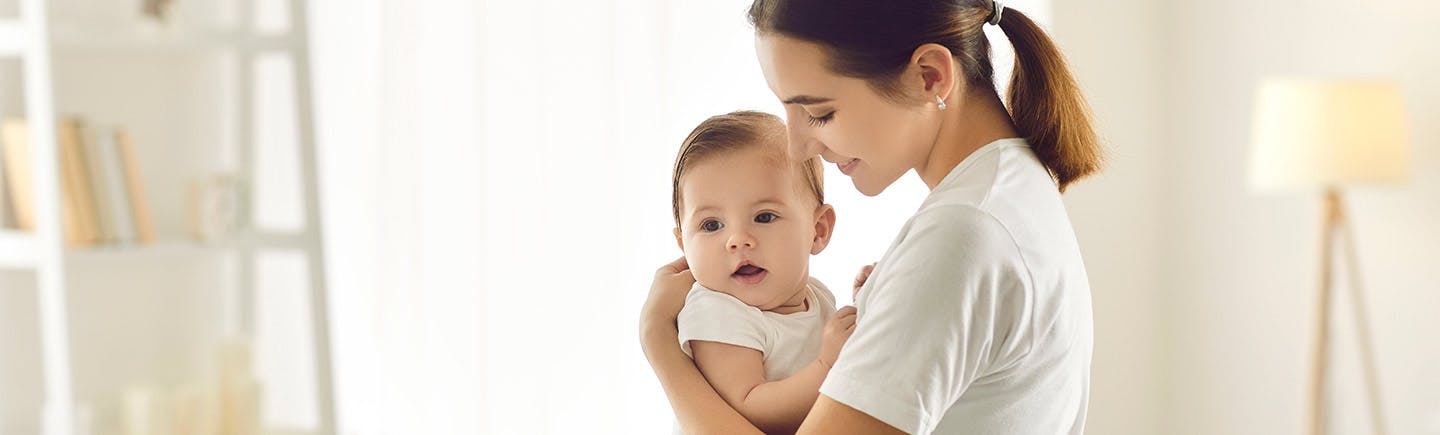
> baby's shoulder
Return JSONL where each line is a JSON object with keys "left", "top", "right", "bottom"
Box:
{"left": 806, "top": 277, "right": 838, "bottom": 314}
{"left": 680, "top": 284, "right": 762, "bottom": 318}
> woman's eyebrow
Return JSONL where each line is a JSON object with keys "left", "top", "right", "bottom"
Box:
{"left": 782, "top": 95, "right": 833, "bottom": 105}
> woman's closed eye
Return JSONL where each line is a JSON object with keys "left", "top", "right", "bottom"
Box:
{"left": 754, "top": 212, "right": 779, "bottom": 223}
{"left": 806, "top": 111, "right": 834, "bottom": 127}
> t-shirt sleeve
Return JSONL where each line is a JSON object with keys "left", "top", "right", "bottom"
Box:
{"left": 809, "top": 277, "right": 838, "bottom": 315}
{"left": 819, "top": 205, "right": 1034, "bottom": 434}
{"left": 676, "top": 287, "right": 771, "bottom": 358}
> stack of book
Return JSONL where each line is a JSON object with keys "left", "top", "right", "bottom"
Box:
{"left": 0, "top": 117, "right": 155, "bottom": 247}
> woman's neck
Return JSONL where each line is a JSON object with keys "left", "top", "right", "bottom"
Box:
{"left": 916, "top": 89, "right": 1019, "bottom": 190}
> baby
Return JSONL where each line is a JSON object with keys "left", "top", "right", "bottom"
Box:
{"left": 669, "top": 110, "right": 855, "bottom": 433}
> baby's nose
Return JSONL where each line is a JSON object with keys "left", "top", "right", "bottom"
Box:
{"left": 727, "top": 233, "right": 756, "bottom": 250}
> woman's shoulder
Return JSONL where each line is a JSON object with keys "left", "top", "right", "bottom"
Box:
{"left": 919, "top": 138, "right": 1039, "bottom": 210}
{"left": 869, "top": 203, "right": 1035, "bottom": 318}
{"left": 899, "top": 203, "right": 1022, "bottom": 262}
{"left": 900, "top": 138, "right": 1072, "bottom": 269}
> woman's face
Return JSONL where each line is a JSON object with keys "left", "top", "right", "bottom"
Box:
{"left": 755, "top": 34, "right": 941, "bottom": 196}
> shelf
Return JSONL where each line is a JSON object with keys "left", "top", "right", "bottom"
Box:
{"left": 2, "top": 20, "right": 301, "bottom": 59}
{"left": 2, "top": 231, "right": 312, "bottom": 268}
{"left": 0, "top": 229, "right": 37, "bottom": 269}
{"left": 50, "top": 26, "right": 299, "bottom": 53}
{"left": 64, "top": 238, "right": 225, "bottom": 260}
{"left": 0, "top": 1, "right": 337, "bottom": 432}
{"left": 63, "top": 232, "right": 311, "bottom": 259}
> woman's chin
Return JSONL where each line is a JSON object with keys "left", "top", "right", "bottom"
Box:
{"left": 852, "top": 177, "right": 887, "bottom": 197}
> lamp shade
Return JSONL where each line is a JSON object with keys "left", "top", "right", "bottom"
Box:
{"left": 1249, "top": 79, "right": 1412, "bottom": 192}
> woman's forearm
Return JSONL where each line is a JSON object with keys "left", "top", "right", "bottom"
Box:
{"left": 641, "top": 323, "right": 763, "bottom": 435}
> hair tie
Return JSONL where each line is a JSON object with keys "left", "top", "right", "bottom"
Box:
{"left": 987, "top": 0, "right": 1005, "bottom": 26}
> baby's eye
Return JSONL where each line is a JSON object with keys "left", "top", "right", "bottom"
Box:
{"left": 700, "top": 219, "right": 723, "bottom": 232}
{"left": 755, "top": 212, "right": 778, "bottom": 223}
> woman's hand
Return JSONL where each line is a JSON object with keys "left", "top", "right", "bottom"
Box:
{"left": 640, "top": 256, "right": 696, "bottom": 343}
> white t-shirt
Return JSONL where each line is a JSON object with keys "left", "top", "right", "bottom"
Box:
{"left": 676, "top": 277, "right": 837, "bottom": 381}
{"left": 819, "top": 138, "right": 1094, "bottom": 434}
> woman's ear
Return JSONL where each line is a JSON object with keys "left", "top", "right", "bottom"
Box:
{"left": 810, "top": 204, "right": 836, "bottom": 255}
{"left": 907, "top": 43, "right": 959, "bottom": 105}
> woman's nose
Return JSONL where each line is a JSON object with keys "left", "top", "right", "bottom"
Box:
{"left": 787, "top": 128, "right": 824, "bottom": 160}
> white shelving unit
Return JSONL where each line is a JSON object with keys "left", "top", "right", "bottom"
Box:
{"left": 0, "top": 1, "right": 335, "bottom": 434}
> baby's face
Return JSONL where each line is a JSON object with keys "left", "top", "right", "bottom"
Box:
{"left": 676, "top": 146, "right": 827, "bottom": 310}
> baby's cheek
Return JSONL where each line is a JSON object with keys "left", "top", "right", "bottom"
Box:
{"left": 692, "top": 255, "right": 734, "bottom": 292}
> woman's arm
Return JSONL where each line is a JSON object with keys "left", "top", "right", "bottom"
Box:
{"left": 797, "top": 395, "right": 906, "bottom": 435}
{"left": 641, "top": 257, "right": 763, "bottom": 435}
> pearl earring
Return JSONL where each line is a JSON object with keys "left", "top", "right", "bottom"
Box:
{"left": 936, "top": 95, "right": 948, "bottom": 111}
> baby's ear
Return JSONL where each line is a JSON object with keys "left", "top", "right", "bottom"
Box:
{"left": 673, "top": 227, "right": 684, "bottom": 252}
{"left": 811, "top": 204, "right": 836, "bottom": 255}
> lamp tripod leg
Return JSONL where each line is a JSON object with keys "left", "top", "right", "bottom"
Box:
{"left": 1308, "top": 189, "right": 1339, "bottom": 435}
{"left": 1334, "top": 194, "right": 1390, "bottom": 435}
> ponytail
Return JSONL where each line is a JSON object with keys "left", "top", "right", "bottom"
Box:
{"left": 997, "top": 8, "right": 1102, "bottom": 192}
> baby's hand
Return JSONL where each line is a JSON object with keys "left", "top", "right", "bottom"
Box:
{"left": 819, "top": 305, "right": 857, "bottom": 369}
{"left": 852, "top": 262, "right": 877, "bottom": 300}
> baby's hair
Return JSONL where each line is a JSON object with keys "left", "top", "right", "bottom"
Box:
{"left": 671, "top": 110, "right": 824, "bottom": 226}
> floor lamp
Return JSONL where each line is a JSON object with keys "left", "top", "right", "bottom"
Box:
{"left": 1249, "top": 79, "right": 1411, "bottom": 435}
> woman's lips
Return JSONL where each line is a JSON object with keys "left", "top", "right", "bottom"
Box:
{"left": 837, "top": 158, "right": 859, "bottom": 175}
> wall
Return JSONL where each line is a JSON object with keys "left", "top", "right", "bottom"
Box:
{"left": 1056, "top": 0, "right": 1440, "bottom": 433}
{"left": 1050, "top": 0, "right": 1167, "bottom": 433}
{"left": 1161, "top": 0, "right": 1440, "bottom": 433}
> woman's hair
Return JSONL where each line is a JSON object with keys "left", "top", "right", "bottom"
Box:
{"left": 748, "top": 0, "right": 1102, "bottom": 192}
{"left": 672, "top": 111, "right": 825, "bottom": 225}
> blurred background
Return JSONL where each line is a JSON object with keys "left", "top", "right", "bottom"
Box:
{"left": 0, "top": 0, "right": 1436, "bottom": 434}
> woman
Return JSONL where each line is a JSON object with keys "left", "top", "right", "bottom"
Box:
{"left": 641, "top": 0, "right": 1102, "bottom": 433}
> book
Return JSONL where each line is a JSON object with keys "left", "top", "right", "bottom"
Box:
{"left": 0, "top": 137, "right": 9, "bottom": 229}
{"left": 0, "top": 119, "right": 155, "bottom": 245}
{"left": 91, "top": 124, "right": 137, "bottom": 244}
{"left": 71, "top": 119, "right": 105, "bottom": 244}
{"left": 1, "top": 119, "right": 34, "bottom": 231}
{"left": 58, "top": 118, "right": 99, "bottom": 246}
{"left": 116, "top": 128, "right": 155, "bottom": 244}
{"left": 83, "top": 122, "right": 118, "bottom": 244}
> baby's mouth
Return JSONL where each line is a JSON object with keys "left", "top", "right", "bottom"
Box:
{"left": 732, "top": 262, "right": 768, "bottom": 285}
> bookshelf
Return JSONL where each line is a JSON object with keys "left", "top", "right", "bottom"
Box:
{"left": 0, "top": 1, "right": 335, "bottom": 435}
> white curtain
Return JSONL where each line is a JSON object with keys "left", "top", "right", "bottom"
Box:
{"left": 307, "top": 0, "right": 1045, "bottom": 433}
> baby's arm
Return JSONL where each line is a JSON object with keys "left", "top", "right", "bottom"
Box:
{"left": 688, "top": 306, "right": 858, "bottom": 434}
{"left": 689, "top": 342, "right": 828, "bottom": 433}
